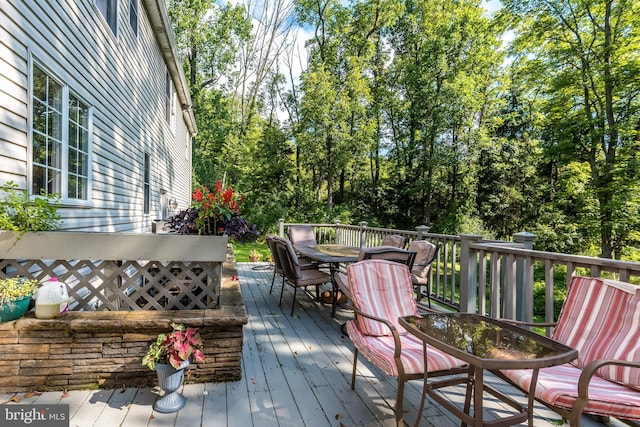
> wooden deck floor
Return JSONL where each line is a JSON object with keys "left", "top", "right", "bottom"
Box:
{"left": 0, "top": 262, "right": 629, "bottom": 427}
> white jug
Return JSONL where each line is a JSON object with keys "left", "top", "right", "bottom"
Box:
{"left": 35, "top": 278, "right": 69, "bottom": 319}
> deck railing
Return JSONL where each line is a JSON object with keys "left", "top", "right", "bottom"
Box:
{"left": 279, "top": 220, "right": 640, "bottom": 331}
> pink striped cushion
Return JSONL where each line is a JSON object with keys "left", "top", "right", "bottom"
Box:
{"left": 345, "top": 320, "right": 466, "bottom": 377}
{"left": 347, "top": 260, "right": 418, "bottom": 336}
{"left": 552, "top": 276, "right": 640, "bottom": 390}
{"left": 502, "top": 364, "right": 640, "bottom": 421}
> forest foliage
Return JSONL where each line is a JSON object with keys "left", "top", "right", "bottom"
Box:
{"left": 167, "top": 0, "right": 640, "bottom": 260}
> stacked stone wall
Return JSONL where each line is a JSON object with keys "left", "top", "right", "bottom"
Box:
{"left": 0, "top": 248, "right": 246, "bottom": 393}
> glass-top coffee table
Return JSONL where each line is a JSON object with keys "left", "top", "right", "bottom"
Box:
{"left": 399, "top": 313, "right": 577, "bottom": 427}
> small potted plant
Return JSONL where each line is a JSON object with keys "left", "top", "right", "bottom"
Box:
{"left": 248, "top": 249, "right": 262, "bottom": 262}
{"left": 0, "top": 277, "right": 39, "bottom": 322}
{"left": 142, "top": 323, "right": 205, "bottom": 413}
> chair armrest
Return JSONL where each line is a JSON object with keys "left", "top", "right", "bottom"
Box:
{"left": 416, "top": 302, "right": 441, "bottom": 313}
{"left": 351, "top": 307, "right": 403, "bottom": 358}
{"left": 578, "top": 359, "right": 640, "bottom": 398}
{"left": 299, "top": 262, "right": 319, "bottom": 269}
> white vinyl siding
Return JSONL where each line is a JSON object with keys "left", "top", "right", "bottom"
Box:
{"left": 0, "top": 0, "right": 194, "bottom": 232}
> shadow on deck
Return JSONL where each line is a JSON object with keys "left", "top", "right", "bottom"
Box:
{"left": 0, "top": 262, "right": 628, "bottom": 427}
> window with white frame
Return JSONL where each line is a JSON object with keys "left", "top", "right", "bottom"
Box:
{"left": 143, "top": 153, "right": 151, "bottom": 214}
{"left": 129, "top": 0, "right": 138, "bottom": 36}
{"left": 31, "top": 63, "right": 91, "bottom": 202}
{"left": 165, "top": 72, "right": 172, "bottom": 125}
{"left": 96, "top": 0, "right": 118, "bottom": 35}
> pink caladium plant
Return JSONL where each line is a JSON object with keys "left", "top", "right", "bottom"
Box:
{"left": 142, "top": 323, "right": 205, "bottom": 370}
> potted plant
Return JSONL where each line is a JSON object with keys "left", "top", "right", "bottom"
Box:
{"left": 248, "top": 249, "right": 263, "bottom": 262}
{"left": 0, "top": 277, "right": 39, "bottom": 322}
{"left": 142, "top": 323, "right": 205, "bottom": 413}
{"left": 165, "top": 180, "right": 260, "bottom": 241}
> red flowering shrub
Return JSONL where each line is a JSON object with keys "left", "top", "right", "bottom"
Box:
{"left": 167, "top": 180, "right": 259, "bottom": 241}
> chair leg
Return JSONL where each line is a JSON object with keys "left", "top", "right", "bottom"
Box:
{"left": 351, "top": 347, "right": 359, "bottom": 390}
{"left": 395, "top": 378, "right": 406, "bottom": 427}
{"left": 279, "top": 277, "right": 285, "bottom": 306}
{"left": 290, "top": 286, "right": 297, "bottom": 316}
{"left": 269, "top": 271, "right": 276, "bottom": 294}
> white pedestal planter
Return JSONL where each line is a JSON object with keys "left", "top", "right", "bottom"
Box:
{"left": 154, "top": 360, "right": 190, "bottom": 413}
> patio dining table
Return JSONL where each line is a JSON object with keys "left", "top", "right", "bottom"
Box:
{"left": 293, "top": 244, "right": 360, "bottom": 316}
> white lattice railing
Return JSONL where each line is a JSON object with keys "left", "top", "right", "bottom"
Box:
{"left": 0, "top": 231, "right": 228, "bottom": 311}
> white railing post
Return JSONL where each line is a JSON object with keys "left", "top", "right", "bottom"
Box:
{"left": 278, "top": 218, "right": 285, "bottom": 237}
{"left": 335, "top": 220, "right": 342, "bottom": 244}
{"left": 416, "top": 225, "right": 430, "bottom": 240}
{"left": 359, "top": 221, "right": 368, "bottom": 248}
{"left": 459, "top": 234, "right": 483, "bottom": 313}
{"left": 513, "top": 231, "right": 537, "bottom": 321}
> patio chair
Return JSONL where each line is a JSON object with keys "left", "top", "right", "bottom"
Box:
{"left": 498, "top": 276, "right": 640, "bottom": 426}
{"left": 334, "top": 246, "right": 416, "bottom": 309}
{"left": 344, "top": 259, "right": 467, "bottom": 427}
{"left": 287, "top": 225, "right": 317, "bottom": 246}
{"left": 359, "top": 246, "right": 416, "bottom": 270}
{"left": 381, "top": 234, "right": 406, "bottom": 248}
{"left": 266, "top": 235, "right": 285, "bottom": 295}
{"left": 407, "top": 240, "right": 440, "bottom": 307}
{"left": 274, "top": 237, "right": 332, "bottom": 316}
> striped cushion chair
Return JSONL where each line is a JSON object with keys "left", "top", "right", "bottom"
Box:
{"left": 344, "top": 259, "right": 466, "bottom": 427}
{"left": 500, "top": 276, "right": 640, "bottom": 426}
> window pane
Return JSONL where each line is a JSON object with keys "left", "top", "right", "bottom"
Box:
{"left": 33, "top": 133, "right": 46, "bottom": 164}
{"left": 143, "top": 153, "right": 150, "bottom": 214}
{"left": 68, "top": 175, "right": 77, "bottom": 199}
{"left": 69, "top": 121, "right": 78, "bottom": 149}
{"left": 96, "top": 0, "right": 118, "bottom": 34}
{"left": 32, "top": 100, "right": 47, "bottom": 133}
{"left": 79, "top": 128, "right": 88, "bottom": 152}
{"left": 47, "top": 138, "right": 62, "bottom": 169}
{"left": 48, "top": 170, "right": 61, "bottom": 194}
{"left": 129, "top": 0, "right": 138, "bottom": 34}
{"left": 48, "top": 78, "right": 62, "bottom": 112}
{"left": 33, "top": 66, "right": 47, "bottom": 101}
{"left": 68, "top": 96, "right": 79, "bottom": 123}
{"left": 47, "top": 109, "right": 62, "bottom": 141}
{"left": 78, "top": 153, "right": 87, "bottom": 175}
{"left": 69, "top": 150, "right": 77, "bottom": 174}
{"left": 77, "top": 178, "right": 89, "bottom": 200}
{"left": 32, "top": 165, "right": 46, "bottom": 195}
{"left": 78, "top": 103, "right": 89, "bottom": 128}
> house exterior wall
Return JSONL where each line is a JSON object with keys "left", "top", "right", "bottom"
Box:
{"left": 0, "top": 0, "right": 196, "bottom": 232}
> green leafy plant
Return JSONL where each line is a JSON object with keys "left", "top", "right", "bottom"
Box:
{"left": 0, "top": 181, "right": 61, "bottom": 234}
{"left": 0, "top": 277, "right": 39, "bottom": 304}
{"left": 142, "top": 323, "right": 205, "bottom": 370}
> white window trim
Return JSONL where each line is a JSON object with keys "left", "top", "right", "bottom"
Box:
{"left": 29, "top": 57, "right": 93, "bottom": 207}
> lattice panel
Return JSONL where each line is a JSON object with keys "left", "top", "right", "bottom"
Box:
{"left": 0, "top": 259, "right": 221, "bottom": 311}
